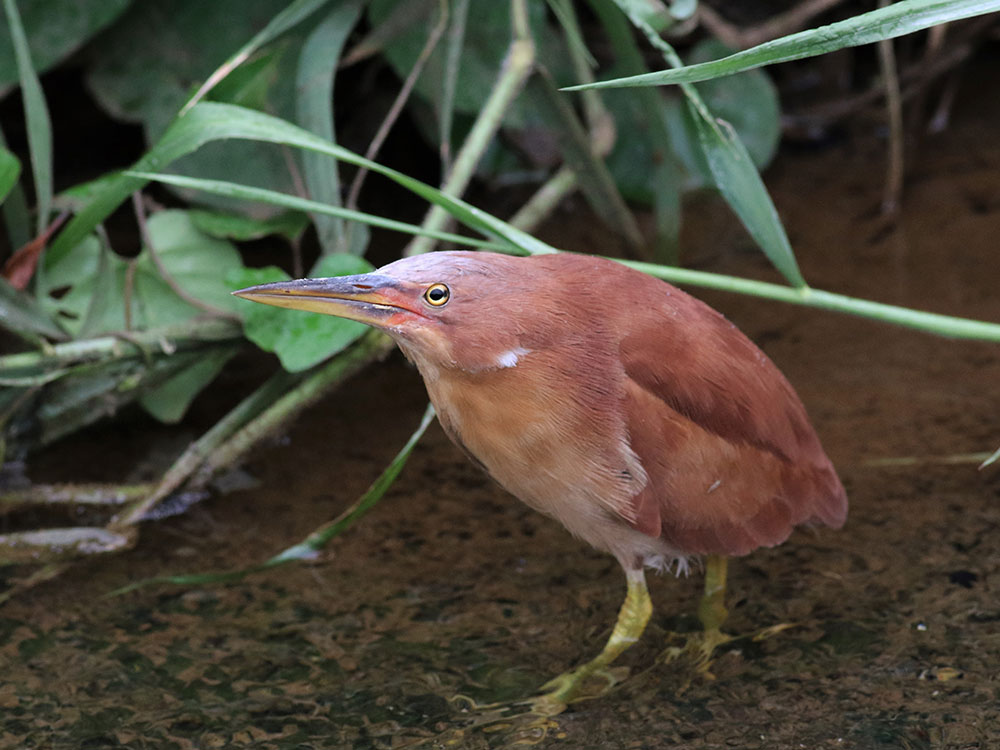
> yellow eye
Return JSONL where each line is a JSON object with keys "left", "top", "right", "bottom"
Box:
{"left": 424, "top": 283, "right": 450, "bottom": 307}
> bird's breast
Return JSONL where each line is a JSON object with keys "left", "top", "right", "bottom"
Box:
{"left": 420, "top": 361, "right": 647, "bottom": 551}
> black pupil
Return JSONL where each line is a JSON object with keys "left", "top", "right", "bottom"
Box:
{"left": 429, "top": 287, "right": 446, "bottom": 302}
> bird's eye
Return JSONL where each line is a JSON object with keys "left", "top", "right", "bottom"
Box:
{"left": 424, "top": 283, "right": 450, "bottom": 307}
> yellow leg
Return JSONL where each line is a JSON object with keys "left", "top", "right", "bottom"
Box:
{"left": 534, "top": 568, "right": 652, "bottom": 712}
{"left": 693, "top": 555, "right": 732, "bottom": 668}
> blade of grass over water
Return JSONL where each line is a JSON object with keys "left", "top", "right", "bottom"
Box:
{"left": 125, "top": 171, "right": 511, "bottom": 251}
{"left": 110, "top": 403, "right": 436, "bottom": 594}
{"left": 567, "top": 0, "right": 1000, "bottom": 90}
{"left": 3, "top": 0, "right": 53, "bottom": 236}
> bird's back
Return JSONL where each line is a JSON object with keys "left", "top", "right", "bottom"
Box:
{"left": 536, "top": 253, "right": 847, "bottom": 558}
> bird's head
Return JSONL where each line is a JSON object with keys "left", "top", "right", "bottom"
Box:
{"left": 233, "top": 251, "right": 562, "bottom": 376}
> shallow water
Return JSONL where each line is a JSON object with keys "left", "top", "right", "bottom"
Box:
{"left": 4, "top": 85, "right": 1000, "bottom": 749}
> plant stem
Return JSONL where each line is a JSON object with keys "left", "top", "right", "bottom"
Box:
{"left": 406, "top": 0, "right": 536, "bottom": 255}
{"left": 621, "top": 258, "right": 1000, "bottom": 341}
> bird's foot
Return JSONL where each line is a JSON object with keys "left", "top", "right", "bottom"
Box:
{"left": 660, "top": 621, "right": 797, "bottom": 681}
{"left": 659, "top": 626, "right": 732, "bottom": 677}
{"left": 530, "top": 664, "right": 630, "bottom": 715}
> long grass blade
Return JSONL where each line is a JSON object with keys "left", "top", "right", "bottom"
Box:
{"left": 50, "top": 102, "right": 1000, "bottom": 343}
{"left": 296, "top": 0, "right": 367, "bottom": 254}
{"left": 607, "top": 1, "right": 806, "bottom": 287}
{"left": 110, "top": 402, "right": 436, "bottom": 593}
{"left": 49, "top": 102, "right": 560, "bottom": 266}
{"left": 568, "top": 0, "right": 1000, "bottom": 90}
{"left": 0, "top": 144, "right": 19, "bottom": 203}
{"left": 125, "top": 171, "right": 509, "bottom": 251}
{"left": 2, "top": 0, "right": 52, "bottom": 236}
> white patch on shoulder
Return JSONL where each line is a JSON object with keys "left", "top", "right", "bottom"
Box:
{"left": 495, "top": 347, "right": 531, "bottom": 369}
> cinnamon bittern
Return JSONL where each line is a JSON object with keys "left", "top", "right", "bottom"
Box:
{"left": 234, "top": 251, "right": 846, "bottom": 707}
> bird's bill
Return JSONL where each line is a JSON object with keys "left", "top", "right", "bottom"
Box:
{"left": 232, "top": 273, "right": 418, "bottom": 327}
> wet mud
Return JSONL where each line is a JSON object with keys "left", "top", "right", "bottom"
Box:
{"left": 4, "top": 86, "right": 1000, "bottom": 750}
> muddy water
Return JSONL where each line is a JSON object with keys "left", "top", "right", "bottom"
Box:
{"left": 4, "top": 100, "right": 1000, "bottom": 749}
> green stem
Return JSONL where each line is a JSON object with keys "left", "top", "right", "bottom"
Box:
{"left": 621, "top": 258, "right": 1000, "bottom": 341}
{"left": 0, "top": 318, "right": 241, "bottom": 375}
{"left": 190, "top": 331, "right": 394, "bottom": 487}
{"left": 406, "top": 0, "right": 536, "bottom": 255}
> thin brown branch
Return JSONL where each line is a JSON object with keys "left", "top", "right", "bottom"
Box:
{"left": 698, "top": 0, "right": 848, "bottom": 50}
{"left": 131, "top": 192, "right": 240, "bottom": 321}
{"left": 346, "top": 0, "right": 448, "bottom": 213}
{"left": 877, "top": 0, "right": 903, "bottom": 215}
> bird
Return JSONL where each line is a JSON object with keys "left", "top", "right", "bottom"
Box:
{"left": 234, "top": 250, "right": 847, "bottom": 710}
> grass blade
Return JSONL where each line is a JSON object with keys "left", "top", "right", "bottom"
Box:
{"left": 2, "top": 0, "right": 52, "bottom": 236}
{"left": 0, "top": 276, "right": 68, "bottom": 342}
{"left": 605, "top": 1, "right": 806, "bottom": 287}
{"left": 50, "top": 101, "right": 560, "bottom": 267}
{"left": 568, "top": 0, "right": 1000, "bottom": 90}
{"left": 0, "top": 144, "right": 19, "bottom": 203}
{"left": 111, "top": 402, "right": 436, "bottom": 593}
{"left": 125, "top": 170, "right": 510, "bottom": 251}
{"left": 296, "top": 0, "right": 367, "bottom": 254}
{"left": 180, "top": 0, "right": 334, "bottom": 114}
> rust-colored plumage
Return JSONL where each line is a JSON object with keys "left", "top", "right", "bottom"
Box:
{"left": 235, "top": 250, "right": 846, "bottom": 708}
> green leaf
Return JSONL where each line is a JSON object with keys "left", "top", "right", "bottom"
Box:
{"left": 140, "top": 346, "right": 238, "bottom": 423}
{"left": 229, "top": 254, "right": 374, "bottom": 372}
{"left": 0, "top": 127, "right": 29, "bottom": 249}
{"left": 295, "top": 0, "right": 367, "bottom": 255}
{"left": 0, "top": 276, "right": 68, "bottom": 341}
{"left": 127, "top": 171, "right": 509, "bottom": 251}
{"left": 0, "top": 144, "right": 19, "bottom": 202}
{"left": 3, "top": 0, "right": 53, "bottom": 235}
{"left": 42, "top": 211, "right": 243, "bottom": 336}
{"left": 569, "top": 0, "right": 1000, "bottom": 90}
{"left": 0, "top": 0, "right": 131, "bottom": 93}
{"left": 188, "top": 208, "right": 309, "bottom": 242}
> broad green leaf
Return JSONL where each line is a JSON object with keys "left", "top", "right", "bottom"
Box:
{"left": 569, "top": 0, "right": 1000, "bottom": 90}
{"left": 0, "top": 0, "right": 131, "bottom": 93}
{"left": 0, "top": 144, "right": 19, "bottom": 202}
{"left": 42, "top": 211, "right": 243, "bottom": 336}
{"left": 3, "top": 0, "right": 52, "bottom": 235}
{"left": 189, "top": 208, "right": 309, "bottom": 242}
{"left": 229, "top": 254, "right": 374, "bottom": 373}
{"left": 295, "top": 0, "right": 366, "bottom": 254}
{"left": 140, "top": 346, "right": 238, "bottom": 423}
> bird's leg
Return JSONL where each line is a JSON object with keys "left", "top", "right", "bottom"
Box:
{"left": 693, "top": 554, "right": 732, "bottom": 668}
{"left": 533, "top": 568, "right": 651, "bottom": 712}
